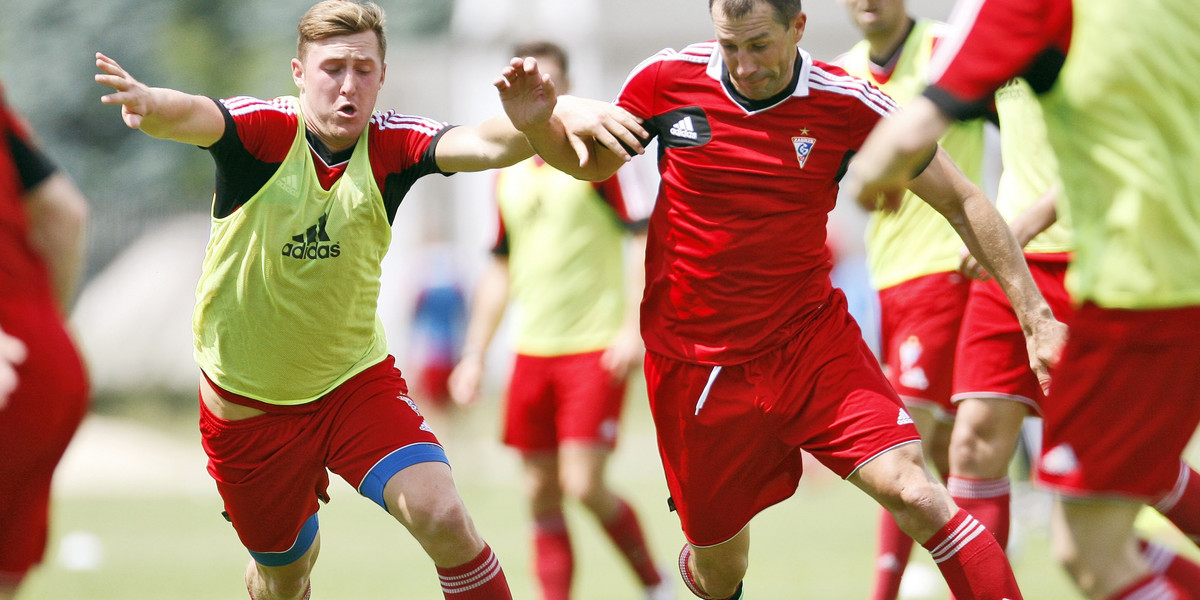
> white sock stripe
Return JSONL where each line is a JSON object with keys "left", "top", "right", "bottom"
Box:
{"left": 1125, "top": 576, "right": 1177, "bottom": 600}
{"left": 929, "top": 517, "right": 986, "bottom": 563}
{"left": 927, "top": 515, "right": 976, "bottom": 556}
{"left": 946, "top": 476, "right": 1011, "bottom": 499}
{"left": 439, "top": 553, "right": 501, "bottom": 593}
{"left": 1153, "top": 462, "right": 1189, "bottom": 513}
{"left": 1141, "top": 541, "right": 1176, "bottom": 573}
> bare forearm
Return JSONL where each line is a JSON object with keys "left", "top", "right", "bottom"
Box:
{"left": 956, "top": 194, "right": 1054, "bottom": 331}
{"left": 134, "top": 88, "right": 222, "bottom": 146}
{"left": 25, "top": 173, "right": 89, "bottom": 310}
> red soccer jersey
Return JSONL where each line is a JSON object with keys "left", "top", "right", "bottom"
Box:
{"left": 208, "top": 95, "right": 450, "bottom": 221}
{"left": 616, "top": 42, "right": 896, "bottom": 365}
{"left": 0, "top": 84, "right": 57, "bottom": 306}
{"left": 924, "top": 0, "right": 1072, "bottom": 120}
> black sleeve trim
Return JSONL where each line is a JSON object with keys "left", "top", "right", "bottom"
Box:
{"left": 923, "top": 85, "right": 994, "bottom": 122}
{"left": 206, "top": 98, "right": 281, "bottom": 219}
{"left": 9, "top": 130, "right": 55, "bottom": 192}
{"left": 382, "top": 126, "right": 455, "bottom": 224}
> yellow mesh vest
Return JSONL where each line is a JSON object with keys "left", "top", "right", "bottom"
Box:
{"left": 842, "top": 19, "right": 986, "bottom": 289}
{"left": 495, "top": 159, "right": 627, "bottom": 356}
{"left": 1042, "top": 0, "right": 1200, "bottom": 308}
{"left": 194, "top": 98, "right": 390, "bottom": 404}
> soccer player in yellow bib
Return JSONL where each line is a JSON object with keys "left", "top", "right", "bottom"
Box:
{"left": 845, "top": 0, "right": 1200, "bottom": 597}
{"left": 834, "top": 3, "right": 987, "bottom": 597}
{"left": 449, "top": 41, "right": 672, "bottom": 600}
{"left": 94, "top": 2, "right": 646, "bottom": 599}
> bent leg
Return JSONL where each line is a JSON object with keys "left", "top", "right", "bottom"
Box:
{"left": 1050, "top": 499, "right": 1155, "bottom": 599}
{"left": 524, "top": 452, "right": 572, "bottom": 600}
{"left": 947, "top": 397, "right": 1029, "bottom": 549}
{"left": 560, "top": 443, "right": 664, "bottom": 590}
{"left": 853, "top": 442, "right": 1022, "bottom": 600}
{"left": 383, "top": 462, "right": 512, "bottom": 599}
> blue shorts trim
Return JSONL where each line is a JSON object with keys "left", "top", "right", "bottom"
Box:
{"left": 358, "top": 442, "right": 450, "bottom": 510}
{"left": 249, "top": 512, "right": 319, "bottom": 567}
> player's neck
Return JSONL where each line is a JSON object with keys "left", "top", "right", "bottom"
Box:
{"left": 866, "top": 17, "right": 915, "bottom": 67}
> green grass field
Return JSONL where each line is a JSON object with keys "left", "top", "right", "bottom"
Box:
{"left": 17, "top": 388, "right": 1193, "bottom": 599}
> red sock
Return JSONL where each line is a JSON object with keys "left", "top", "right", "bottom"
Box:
{"left": 1107, "top": 573, "right": 1189, "bottom": 600}
{"left": 601, "top": 498, "right": 663, "bottom": 587}
{"left": 948, "top": 476, "right": 1012, "bottom": 549}
{"left": 1153, "top": 462, "right": 1200, "bottom": 546}
{"left": 677, "top": 544, "right": 742, "bottom": 600}
{"left": 922, "top": 509, "right": 1022, "bottom": 600}
{"left": 532, "top": 513, "right": 572, "bottom": 600}
{"left": 869, "top": 508, "right": 914, "bottom": 600}
{"left": 1141, "top": 539, "right": 1200, "bottom": 592}
{"left": 437, "top": 544, "right": 513, "bottom": 600}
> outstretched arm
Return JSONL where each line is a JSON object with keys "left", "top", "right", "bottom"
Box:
{"left": 95, "top": 52, "right": 224, "bottom": 146}
{"left": 494, "top": 56, "right": 644, "bottom": 181}
{"left": 907, "top": 148, "right": 1066, "bottom": 390}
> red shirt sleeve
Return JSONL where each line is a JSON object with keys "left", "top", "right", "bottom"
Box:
{"left": 924, "top": 0, "right": 1072, "bottom": 120}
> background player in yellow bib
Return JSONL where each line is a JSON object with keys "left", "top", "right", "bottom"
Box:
{"left": 94, "top": 2, "right": 646, "bottom": 599}
{"left": 450, "top": 40, "right": 671, "bottom": 600}
{"left": 834, "top": 3, "right": 988, "bottom": 597}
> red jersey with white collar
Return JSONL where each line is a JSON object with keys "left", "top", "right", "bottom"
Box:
{"left": 616, "top": 43, "right": 897, "bottom": 365}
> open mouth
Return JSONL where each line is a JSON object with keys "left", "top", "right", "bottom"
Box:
{"left": 337, "top": 104, "right": 358, "bottom": 118}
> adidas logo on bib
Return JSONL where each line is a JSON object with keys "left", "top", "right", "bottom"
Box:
{"left": 670, "top": 116, "right": 699, "bottom": 140}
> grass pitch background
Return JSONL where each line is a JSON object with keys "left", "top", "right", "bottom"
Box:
{"left": 21, "top": 385, "right": 1195, "bottom": 600}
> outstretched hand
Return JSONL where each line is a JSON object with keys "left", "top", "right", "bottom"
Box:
{"left": 494, "top": 56, "right": 557, "bottom": 134}
{"left": 94, "top": 52, "right": 153, "bottom": 130}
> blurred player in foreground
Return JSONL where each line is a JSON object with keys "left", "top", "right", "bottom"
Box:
{"left": 495, "top": 0, "right": 1067, "bottom": 597}
{"left": 844, "top": 0, "right": 1200, "bottom": 597}
{"left": 0, "top": 81, "right": 91, "bottom": 600}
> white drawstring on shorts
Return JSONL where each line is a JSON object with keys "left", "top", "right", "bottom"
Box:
{"left": 694, "top": 365, "right": 723, "bottom": 415}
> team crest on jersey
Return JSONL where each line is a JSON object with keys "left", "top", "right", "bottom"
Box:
{"left": 792, "top": 135, "right": 816, "bottom": 168}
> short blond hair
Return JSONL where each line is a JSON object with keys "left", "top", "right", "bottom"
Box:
{"left": 297, "top": 0, "right": 387, "bottom": 60}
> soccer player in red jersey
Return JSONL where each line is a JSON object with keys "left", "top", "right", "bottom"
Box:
{"left": 845, "top": 0, "right": 1200, "bottom": 597}
{"left": 495, "top": 1, "right": 1066, "bottom": 598}
{"left": 94, "top": 2, "right": 645, "bottom": 599}
{"left": 0, "top": 81, "right": 91, "bottom": 600}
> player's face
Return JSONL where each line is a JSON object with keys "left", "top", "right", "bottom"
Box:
{"left": 292, "top": 30, "right": 386, "bottom": 152}
{"left": 840, "top": 0, "right": 908, "bottom": 37}
{"left": 712, "top": 1, "right": 806, "bottom": 101}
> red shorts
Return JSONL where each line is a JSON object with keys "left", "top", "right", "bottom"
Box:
{"left": 644, "top": 290, "right": 921, "bottom": 546}
{"left": 200, "top": 355, "right": 446, "bottom": 566}
{"left": 1036, "top": 304, "right": 1200, "bottom": 501}
{"left": 0, "top": 301, "right": 89, "bottom": 580}
{"left": 879, "top": 271, "right": 970, "bottom": 419}
{"left": 952, "top": 256, "right": 1074, "bottom": 413}
{"left": 503, "top": 350, "right": 626, "bottom": 452}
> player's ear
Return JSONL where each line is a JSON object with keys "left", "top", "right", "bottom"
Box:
{"left": 291, "top": 57, "right": 305, "bottom": 91}
{"left": 379, "top": 62, "right": 387, "bottom": 87}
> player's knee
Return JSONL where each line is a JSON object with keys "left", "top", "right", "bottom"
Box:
{"left": 405, "top": 495, "right": 479, "bottom": 552}
{"left": 693, "top": 552, "right": 747, "bottom": 596}
{"left": 249, "top": 563, "right": 311, "bottom": 600}
{"left": 560, "top": 472, "right": 606, "bottom": 509}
